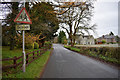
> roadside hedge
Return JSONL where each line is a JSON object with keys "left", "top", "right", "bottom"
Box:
{"left": 64, "top": 45, "right": 120, "bottom": 65}
{"left": 76, "top": 47, "right": 119, "bottom": 59}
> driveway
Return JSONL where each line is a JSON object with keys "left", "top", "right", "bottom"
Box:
{"left": 41, "top": 44, "right": 119, "bottom": 78}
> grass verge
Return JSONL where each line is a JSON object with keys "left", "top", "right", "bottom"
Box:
{"left": 64, "top": 45, "right": 119, "bottom": 66}
{"left": 2, "top": 47, "right": 52, "bottom": 78}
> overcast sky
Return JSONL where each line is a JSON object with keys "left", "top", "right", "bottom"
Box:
{"left": 57, "top": 0, "right": 119, "bottom": 38}
{"left": 0, "top": 0, "right": 119, "bottom": 38}
{"left": 91, "top": 0, "right": 119, "bottom": 38}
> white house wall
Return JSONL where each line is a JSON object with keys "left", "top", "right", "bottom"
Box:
{"left": 76, "top": 35, "right": 95, "bottom": 45}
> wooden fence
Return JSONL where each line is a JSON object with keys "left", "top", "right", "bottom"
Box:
{"left": 2, "top": 45, "right": 51, "bottom": 70}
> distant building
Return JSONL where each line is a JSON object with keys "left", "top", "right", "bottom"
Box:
{"left": 96, "top": 32, "right": 117, "bottom": 44}
{"left": 75, "top": 35, "right": 95, "bottom": 45}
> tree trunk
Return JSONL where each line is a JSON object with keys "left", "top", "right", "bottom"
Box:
{"left": 73, "top": 38, "right": 75, "bottom": 46}
{"left": 69, "top": 24, "right": 73, "bottom": 47}
{"left": 9, "top": 24, "right": 16, "bottom": 50}
{"left": 72, "top": 28, "right": 77, "bottom": 47}
{"left": 10, "top": 38, "right": 15, "bottom": 50}
{"left": 70, "top": 38, "right": 73, "bottom": 47}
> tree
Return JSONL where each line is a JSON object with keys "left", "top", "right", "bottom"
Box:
{"left": 29, "top": 2, "right": 59, "bottom": 41}
{"left": 2, "top": 2, "right": 59, "bottom": 49}
{"left": 58, "top": 31, "right": 66, "bottom": 43}
{"left": 53, "top": 1, "right": 96, "bottom": 46}
{"left": 115, "top": 35, "right": 120, "bottom": 43}
{"left": 109, "top": 31, "right": 114, "bottom": 36}
{"left": 2, "top": 2, "right": 19, "bottom": 50}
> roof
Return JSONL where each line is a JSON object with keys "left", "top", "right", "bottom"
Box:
{"left": 76, "top": 34, "right": 93, "bottom": 37}
{"left": 104, "top": 35, "right": 115, "bottom": 38}
{"left": 76, "top": 34, "right": 94, "bottom": 39}
{"left": 98, "top": 35, "right": 115, "bottom": 39}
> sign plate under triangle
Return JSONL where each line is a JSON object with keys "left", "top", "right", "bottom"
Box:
{"left": 14, "top": 8, "right": 32, "bottom": 24}
{"left": 16, "top": 25, "right": 30, "bottom": 30}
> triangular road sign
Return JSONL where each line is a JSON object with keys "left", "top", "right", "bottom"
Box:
{"left": 14, "top": 7, "right": 32, "bottom": 24}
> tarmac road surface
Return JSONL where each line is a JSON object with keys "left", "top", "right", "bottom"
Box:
{"left": 41, "top": 44, "right": 119, "bottom": 78}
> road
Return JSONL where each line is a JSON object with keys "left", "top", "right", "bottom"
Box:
{"left": 41, "top": 44, "right": 119, "bottom": 78}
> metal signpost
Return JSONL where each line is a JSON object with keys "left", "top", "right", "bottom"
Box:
{"left": 14, "top": 0, "right": 32, "bottom": 72}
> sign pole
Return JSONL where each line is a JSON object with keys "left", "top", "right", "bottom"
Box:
{"left": 23, "top": 0, "right": 26, "bottom": 72}
{"left": 14, "top": 0, "right": 32, "bottom": 72}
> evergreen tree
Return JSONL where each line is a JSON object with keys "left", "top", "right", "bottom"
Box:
{"left": 29, "top": 2, "right": 59, "bottom": 40}
{"left": 58, "top": 31, "right": 66, "bottom": 43}
{"left": 109, "top": 32, "right": 114, "bottom": 36}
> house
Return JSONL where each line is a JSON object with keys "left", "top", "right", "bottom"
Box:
{"left": 75, "top": 35, "right": 95, "bottom": 45}
{"left": 96, "top": 32, "right": 117, "bottom": 44}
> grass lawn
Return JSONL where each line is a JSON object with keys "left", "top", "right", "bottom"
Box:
{"left": 2, "top": 46, "right": 40, "bottom": 59}
{"left": 2, "top": 46, "right": 52, "bottom": 78}
{"left": 2, "top": 46, "right": 41, "bottom": 66}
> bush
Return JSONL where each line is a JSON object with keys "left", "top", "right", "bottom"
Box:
{"left": 15, "top": 35, "right": 22, "bottom": 48}
{"left": 45, "top": 41, "right": 52, "bottom": 46}
{"left": 34, "top": 42, "right": 39, "bottom": 49}
{"left": 44, "top": 41, "right": 52, "bottom": 48}
{"left": 15, "top": 33, "right": 41, "bottom": 49}
{"left": 101, "top": 40, "right": 106, "bottom": 44}
{"left": 62, "top": 36, "right": 67, "bottom": 44}
{"left": 25, "top": 43, "right": 34, "bottom": 49}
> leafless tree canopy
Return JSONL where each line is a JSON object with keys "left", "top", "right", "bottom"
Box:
{"left": 50, "top": 0, "right": 96, "bottom": 46}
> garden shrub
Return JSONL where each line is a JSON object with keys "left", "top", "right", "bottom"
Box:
{"left": 25, "top": 34, "right": 34, "bottom": 49}
{"left": 44, "top": 41, "right": 52, "bottom": 49}
{"left": 45, "top": 41, "right": 52, "bottom": 46}
{"left": 25, "top": 43, "right": 34, "bottom": 49}
{"left": 62, "top": 36, "right": 67, "bottom": 44}
{"left": 34, "top": 42, "right": 39, "bottom": 49}
{"left": 15, "top": 35, "right": 23, "bottom": 48}
{"left": 15, "top": 33, "right": 42, "bottom": 49}
{"left": 101, "top": 40, "right": 106, "bottom": 44}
